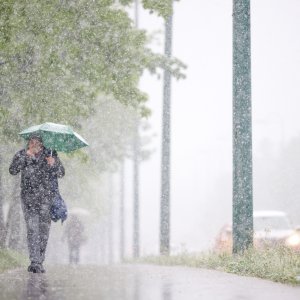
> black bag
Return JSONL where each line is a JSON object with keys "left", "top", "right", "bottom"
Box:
{"left": 51, "top": 192, "right": 68, "bottom": 223}
{"left": 49, "top": 169, "right": 68, "bottom": 223}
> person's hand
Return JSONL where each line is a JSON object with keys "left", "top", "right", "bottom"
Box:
{"left": 46, "top": 156, "right": 55, "bottom": 166}
{"left": 26, "top": 148, "right": 35, "bottom": 157}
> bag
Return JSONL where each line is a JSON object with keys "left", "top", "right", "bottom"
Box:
{"left": 51, "top": 193, "right": 68, "bottom": 223}
{"left": 49, "top": 169, "right": 67, "bottom": 223}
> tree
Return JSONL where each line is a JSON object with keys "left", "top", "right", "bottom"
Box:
{"left": 0, "top": 0, "right": 185, "bottom": 249}
{"left": 0, "top": 0, "right": 184, "bottom": 139}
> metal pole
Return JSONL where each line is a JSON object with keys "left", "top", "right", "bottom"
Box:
{"left": 232, "top": 0, "right": 253, "bottom": 253}
{"left": 160, "top": 2, "right": 173, "bottom": 256}
{"left": 133, "top": 0, "right": 140, "bottom": 258}
{"left": 135, "top": 0, "right": 139, "bottom": 27}
{"left": 108, "top": 174, "right": 114, "bottom": 263}
{"left": 133, "top": 119, "right": 140, "bottom": 258}
{"left": 120, "top": 160, "right": 125, "bottom": 261}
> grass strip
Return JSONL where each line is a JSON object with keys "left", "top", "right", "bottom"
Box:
{"left": 137, "top": 247, "right": 300, "bottom": 285}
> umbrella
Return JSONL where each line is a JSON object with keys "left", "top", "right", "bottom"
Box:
{"left": 19, "top": 122, "right": 88, "bottom": 153}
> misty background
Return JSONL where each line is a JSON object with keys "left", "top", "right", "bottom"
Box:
{"left": 2, "top": 0, "right": 300, "bottom": 264}
{"left": 127, "top": 0, "right": 300, "bottom": 256}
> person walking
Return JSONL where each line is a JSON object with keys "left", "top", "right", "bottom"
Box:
{"left": 9, "top": 134, "right": 65, "bottom": 273}
{"left": 63, "top": 215, "right": 86, "bottom": 264}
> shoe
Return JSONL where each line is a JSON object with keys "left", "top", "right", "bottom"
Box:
{"left": 32, "top": 265, "right": 42, "bottom": 273}
{"left": 27, "top": 264, "right": 33, "bottom": 272}
{"left": 27, "top": 263, "right": 42, "bottom": 273}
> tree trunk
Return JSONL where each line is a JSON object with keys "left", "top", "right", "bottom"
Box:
{"left": 6, "top": 180, "right": 24, "bottom": 251}
{"left": 0, "top": 154, "right": 7, "bottom": 248}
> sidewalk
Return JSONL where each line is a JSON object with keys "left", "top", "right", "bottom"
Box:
{"left": 0, "top": 264, "right": 300, "bottom": 299}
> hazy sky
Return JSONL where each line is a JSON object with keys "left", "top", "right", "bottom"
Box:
{"left": 123, "top": 0, "right": 300, "bottom": 255}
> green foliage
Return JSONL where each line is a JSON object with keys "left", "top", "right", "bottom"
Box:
{"left": 118, "top": 0, "right": 180, "bottom": 19}
{"left": 142, "top": 0, "right": 173, "bottom": 18}
{"left": 0, "top": 0, "right": 184, "bottom": 141}
{"left": 139, "top": 247, "right": 300, "bottom": 285}
{"left": 0, "top": 249, "right": 27, "bottom": 273}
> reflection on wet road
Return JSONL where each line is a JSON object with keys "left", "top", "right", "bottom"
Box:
{"left": 0, "top": 264, "right": 300, "bottom": 300}
{"left": 25, "top": 274, "right": 49, "bottom": 299}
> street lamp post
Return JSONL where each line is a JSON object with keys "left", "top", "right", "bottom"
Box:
{"left": 232, "top": 0, "right": 253, "bottom": 253}
{"left": 160, "top": 2, "right": 173, "bottom": 256}
{"left": 108, "top": 174, "right": 114, "bottom": 264}
{"left": 119, "top": 160, "right": 125, "bottom": 261}
{"left": 133, "top": 121, "right": 140, "bottom": 258}
{"left": 133, "top": 0, "right": 140, "bottom": 259}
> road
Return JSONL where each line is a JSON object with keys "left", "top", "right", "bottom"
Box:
{"left": 0, "top": 264, "right": 300, "bottom": 300}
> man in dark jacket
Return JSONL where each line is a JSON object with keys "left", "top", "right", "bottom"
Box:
{"left": 9, "top": 134, "right": 65, "bottom": 273}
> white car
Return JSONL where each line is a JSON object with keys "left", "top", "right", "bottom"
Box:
{"left": 254, "top": 210, "right": 300, "bottom": 250}
{"left": 214, "top": 210, "right": 300, "bottom": 252}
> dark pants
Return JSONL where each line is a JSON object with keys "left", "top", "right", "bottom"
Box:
{"left": 22, "top": 197, "right": 51, "bottom": 265}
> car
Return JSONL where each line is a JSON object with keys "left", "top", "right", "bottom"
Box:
{"left": 214, "top": 224, "right": 233, "bottom": 253}
{"left": 214, "top": 210, "right": 300, "bottom": 253}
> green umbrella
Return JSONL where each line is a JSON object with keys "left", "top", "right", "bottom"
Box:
{"left": 19, "top": 122, "right": 89, "bottom": 153}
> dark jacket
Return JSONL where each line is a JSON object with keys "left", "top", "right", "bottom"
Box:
{"left": 9, "top": 148, "right": 65, "bottom": 206}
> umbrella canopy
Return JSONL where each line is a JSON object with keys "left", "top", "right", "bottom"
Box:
{"left": 19, "top": 122, "right": 88, "bottom": 152}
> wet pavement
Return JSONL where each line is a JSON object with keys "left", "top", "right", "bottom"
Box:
{"left": 0, "top": 264, "right": 300, "bottom": 300}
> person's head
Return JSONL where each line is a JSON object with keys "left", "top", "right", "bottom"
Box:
{"left": 28, "top": 134, "right": 43, "bottom": 153}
